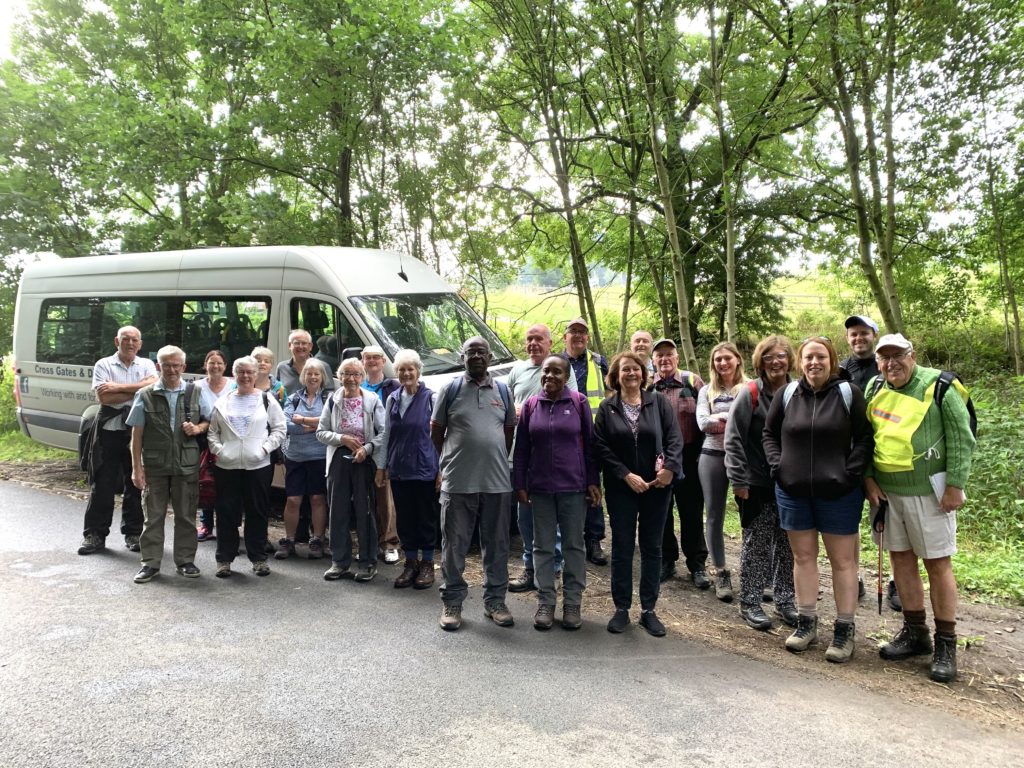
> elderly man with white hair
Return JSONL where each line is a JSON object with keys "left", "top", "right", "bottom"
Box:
{"left": 276, "top": 328, "right": 335, "bottom": 396}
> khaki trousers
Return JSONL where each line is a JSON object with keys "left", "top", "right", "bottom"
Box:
{"left": 140, "top": 474, "right": 199, "bottom": 569}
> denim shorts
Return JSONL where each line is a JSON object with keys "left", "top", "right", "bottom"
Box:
{"left": 285, "top": 458, "right": 328, "bottom": 497}
{"left": 775, "top": 484, "right": 864, "bottom": 536}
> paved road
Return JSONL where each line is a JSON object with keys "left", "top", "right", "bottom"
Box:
{"left": 1, "top": 482, "right": 1022, "bottom": 768}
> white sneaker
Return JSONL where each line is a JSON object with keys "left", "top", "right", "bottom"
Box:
{"left": 383, "top": 548, "right": 400, "bottom": 564}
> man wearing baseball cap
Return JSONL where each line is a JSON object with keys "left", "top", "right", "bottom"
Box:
{"left": 864, "top": 333, "right": 976, "bottom": 683}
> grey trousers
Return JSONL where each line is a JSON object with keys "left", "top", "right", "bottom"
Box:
{"left": 439, "top": 491, "right": 511, "bottom": 606}
{"left": 532, "top": 492, "right": 586, "bottom": 607}
{"left": 140, "top": 474, "right": 199, "bottom": 569}
{"left": 698, "top": 451, "right": 729, "bottom": 568}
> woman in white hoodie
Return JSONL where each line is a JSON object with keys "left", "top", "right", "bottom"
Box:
{"left": 318, "top": 357, "right": 386, "bottom": 583}
{"left": 207, "top": 355, "right": 287, "bottom": 578}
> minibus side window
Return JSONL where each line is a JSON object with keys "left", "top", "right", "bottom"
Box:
{"left": 289, "top": 299, "right": 356, "bottom": 366}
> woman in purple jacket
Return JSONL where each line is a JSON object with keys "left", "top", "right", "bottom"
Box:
{"left": 513, "top": 356, "right": 601, "bottom": 631}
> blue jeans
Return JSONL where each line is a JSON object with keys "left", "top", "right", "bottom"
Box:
{"left": 519, "top": 501, "right": 562, "bottom": 570}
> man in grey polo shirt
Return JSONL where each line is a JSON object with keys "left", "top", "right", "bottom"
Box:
{"left": 431, "top": 337, "right": 516, "bottom": 631}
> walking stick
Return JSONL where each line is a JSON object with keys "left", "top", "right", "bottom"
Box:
{"left": 872, "top": 500, "right": 888, "bottom": 616}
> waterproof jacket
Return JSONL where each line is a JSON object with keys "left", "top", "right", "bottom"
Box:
{"left": 208, "top": 391, "right": 287, "bottom": 471}
{"left": 593, "top": 391, "right": 683, "bottom": 493}
{"left": 762, "top": 375, "right": 871, "bottom": 500}
{"left": 316, "top": 389, "right": 386, "bottom": 475}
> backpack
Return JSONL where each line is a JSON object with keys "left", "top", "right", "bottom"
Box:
{"left": 443, "top": 376, "right": 513, "bottom": 417}
{"left": 782, "top": 380, "right": 852, "bottom": 414}
{"left": 747, "top": 379, "right": 762, "bottom": 411}
{"left": 289, "top": 388, "right": 329, "bottom": 412}
{"left": 866, "top": 371, "right": 978, "bottom": 437}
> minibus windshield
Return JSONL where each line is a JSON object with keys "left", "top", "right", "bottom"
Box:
{"left": 349, "top": 293, "right": 514, "bottom": 374}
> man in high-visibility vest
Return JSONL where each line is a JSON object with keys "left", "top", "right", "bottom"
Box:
{"left": 560, "top": 317, "right": 609, "bottom": 566}
{"left": 864, "top": 333, "right": 975, "bottom": 683}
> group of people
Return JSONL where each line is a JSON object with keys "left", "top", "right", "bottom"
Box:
{"left": 78, "top": 313, "right": 975, "bottom": 684}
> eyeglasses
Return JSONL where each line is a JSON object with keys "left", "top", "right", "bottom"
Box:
{"left": 876, "top": 351, "right": 909, "bottom": 363}
{"left": 340, "top": 372, "right": 362, "bottom": 378}
{"left": 763, "top": 353, "right": 789, "bottom": 362}
{"left": 801, "top": 335, "right": 831, "bottom": 344}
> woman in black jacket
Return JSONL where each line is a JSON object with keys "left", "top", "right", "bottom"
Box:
{"left": 594, "top": 352, "right": 683, "bottom": 637}
{"left": 762, "top": 336, "right": 871, "bottom": 663}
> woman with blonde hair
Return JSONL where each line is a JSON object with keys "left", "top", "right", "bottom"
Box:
{"left": 250, "top": 346, "right": 287, "bottom": 405}
{"left": 696, "top": 341, "right": 747, "bottom": 602}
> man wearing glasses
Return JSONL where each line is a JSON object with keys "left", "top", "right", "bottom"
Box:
{"left": 864, "top": 333, "right": 975, "bottom": 683}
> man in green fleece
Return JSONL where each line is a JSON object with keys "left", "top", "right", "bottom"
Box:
{"left": 864, "top": 333, "right": 975, "bottom": 683}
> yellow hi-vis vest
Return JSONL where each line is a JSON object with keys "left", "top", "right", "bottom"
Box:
{"left": 867, "top": 381, "right": 938, "bottom": 473}
{"left": 582, "top": 353, "right": 603, "bottom": 421}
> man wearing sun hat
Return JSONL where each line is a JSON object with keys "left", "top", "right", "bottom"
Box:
{"left": 864, "top": 333, "right": 976, "bottom": 683}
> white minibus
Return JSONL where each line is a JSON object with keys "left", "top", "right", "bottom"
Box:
{"left": 12, "top": 245, "right": 514, "bottom": 454}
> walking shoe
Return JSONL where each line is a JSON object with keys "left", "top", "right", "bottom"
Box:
{"left": 274, "top": 538, "right": 295, "bottom": 560}
{"left": 740, "top": 604, "right": 774, "bottom": 631}
{"left": 215, "top": 562, "right": 232, "bottom": 578}
{"left": 930, "top": 633, "right": 958, "bottom": 683}
{"left": 534, "top": 603, "right": 555, "bottom": 631}
{"left": 264, "top": 541, "right": 277, "bottom": 555}
{"left": 440, "top": 603, "right": 462, "bottom": 631}
{"left": 880, "top": 621, "right": 933, "bottom": 661}
{"left": 858, "top": 574, "right": 866, "bottom": 600}
{"left": 607, "top": 608, "right": 630, "bottom": 634}
{"left": 561, "top": 604, "right": 582, "bottom": 630}
{"left": 715, "top": 570, "right": 734, "bottom": 603}
{"left": 252, "top": 560, "right": 271, "bottom": 577}
{"left": 484, "top": 601, "right": 514, "bottom": 627}
{"left": 640, "top": 610, "right": 667, "bottom": 637}
{"left": 659, "top": 561, "right": 677, "bottom": 583}
{"left": 887, "top": 580, "right": 902, "bottom": 612}
{"left": 383, "top": 548, "right": 400, "bottom": 564}
{"left": 414, "top": 560, "right": 436, "bottom": 589}
{"left": 785, "top": 615, "right": 819, "bottom": 652}
{"left": 78, "top": 533, "right": 106, "bottom": 556}
{"left": 324, "top": 563, "right": 354, "bottom": 580}
{"left": 307, "top": 536, "right": 324, "bottom": 559}
{"left": 197, "top": 525, "right": 215, "bottom": 542}
{"left": 394, "top": 561, "right": 418, "bottom": 588}
{"left": 354, "top": 565, "right": 377, "bottom": 582}
{"left": 124, "top": 535, "right": 141, "bottom": 553}
{"left": 691, "top": 569, "right": 711, "bottom": 590}
{"left": 762, "top": 587, "right": 774, "bottom": 603}
{"left": 508, "top": 569, "right": 536, "bottom": 593}
{"left": 775, "top": 604, "right": 799, "bottom": 627}
{"left": 176, "top": 563, "right": 201, "bottom": 578}
{"left": 586, "top": 540, "right": 608, "bottom": 566}
{"left": 825, "top": 621, "right": 856, "bottom": 663}
{"left": 133, "top": 565, "right": 159, "bottom": 584}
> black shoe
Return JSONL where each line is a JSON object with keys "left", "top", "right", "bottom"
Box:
{"left": 659, "top": 561, "right": 677, "bottom": 583}
{"left": 640, "top": 610, "right": 666, "bottom": 637}
{"left": 607, "top": 608, "right": 630, "bottom": 634}
{"left": 691, "top": 569, "right": 711, "bottom": 590}
{"left": 508, "top": 569, "right": 536, "bottom": 593}
{"left": 586, "top": 540, "right": 608, "bottom": 566}
{"left": 858, "top": 574, "right": 865, "bottom": 600}
{"left": 887, "top": 580, "right": 902, "bottom": 612}
{"left": 124, "top": 535, "right": 141, "bottom": 553}
{"left": 133, "top": 565, "right": 159, "bottom": 584}
{"left": 775, "top": 604, "right": 799, "bottom": 627}
{"left": 176, "top": 563, "right": 201, "bottom": 578}
{"left": 740, "top": 604, "right": 774, "bottom": 631}
{"left": 930, "top": 633, "right": 957, "bottom": 683}
{"left": 880, "top": 622, "right": 933, "bottom": 661}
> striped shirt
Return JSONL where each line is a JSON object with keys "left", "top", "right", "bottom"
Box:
{"left": 92, "top": 353, "right": 158, "bottom": 431}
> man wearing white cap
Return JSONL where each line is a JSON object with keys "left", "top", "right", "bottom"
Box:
{"left": 864, "top": 333, "right": 975, "bottom": 683}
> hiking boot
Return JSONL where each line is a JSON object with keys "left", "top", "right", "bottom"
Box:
{"left": 888, "top": 580, "right": 902, "bottom": 612}
{"left": 78, "top": 533, "right": 105, "bottom": 556}
{"left": 740, "top": 604, "right": 773, "bottom": 632}
{"left": 775, "top": 604, "right": 799, "bottom": 627}
{"left": 176, "top": 563, "right": 200, "bottom": 578}
{"left": 215, "top": 562, "right": 232, "bottom": 578}
{"left": 440, "top": 603, "right": 462, "bottom": 631}
{"left": 691, "top": 569, "right": 711, "bottom": 590}
{"left": 785, "top": 615, "right": 819, "bottom": 652}
{"left": 640, "top": 610, "right": 666, "bottom": 637}
{"left": 324, "top": 563, "right": 354, "bottom": 580}
{"left": 879, "top": 621, "right": 933, "bottom": 661}
{"left": 484, "top": 601, "right": 514, "bottom": 627}
{"left": 607, "top": 608, "right": 630, "bottom": 634}
{"left": 508, "top": 569, "right": 536, "bottom": 593}
{"left": 586, "top": 540, "right": 608, "bottom": 566}
{"left": 252, "top": 560, "right": 271, "bottom": 577}
{"left": 197, "top": 525, "right": 215, "bottom": 542}
{"left": 274, "top": 538, "right": 295, "bottom": 560}
{"left": 534, "top": 603, "right": 555, "bottom": 631}
{"left": 930, "top": 633, "right": 957, "bottom": 683}
{"left": 659, "top": 561, "right": 677, "bottom": 583}
{"left": 715, "top": 570, "right": 734, "bottom": 603}
{"left": 124, "top": 534, "right": 141, "bottom": 553}
{"left": 307, "top": 536, "right": 324, "bottom": 559}
{"left": 414, "top": 560, "right": 435, "bottom": 589}
{"left": 825, "top": 621, "right": 856, "bottom": 663}
{"left": 133, "top": 565, "right": 159, "bottom": 583}
{"left": 762, "top": 587, "right": 774, "bottom": 603}
{"left": 562, "top": 604, "right": 582, "bottom": 630}
{"left": 394, "top": 561, "right": 418, "bottom": 588}
{"left": 354, "top": 564, "right": 377, "bottom": 582}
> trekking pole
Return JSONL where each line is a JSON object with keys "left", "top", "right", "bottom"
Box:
{"left": 872, "top": 500, "right": 888, "bottom": 616}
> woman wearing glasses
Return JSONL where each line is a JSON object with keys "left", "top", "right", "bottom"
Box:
{"left": 762, "top": 336, "right": 872, "bottom": 663}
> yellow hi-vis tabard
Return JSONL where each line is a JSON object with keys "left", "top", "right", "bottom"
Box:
{"left": 867, "top": 382, "right": 938, "bottom": 473}
{"left": 582, "top": 353, "right": 603, "bottom": 421}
